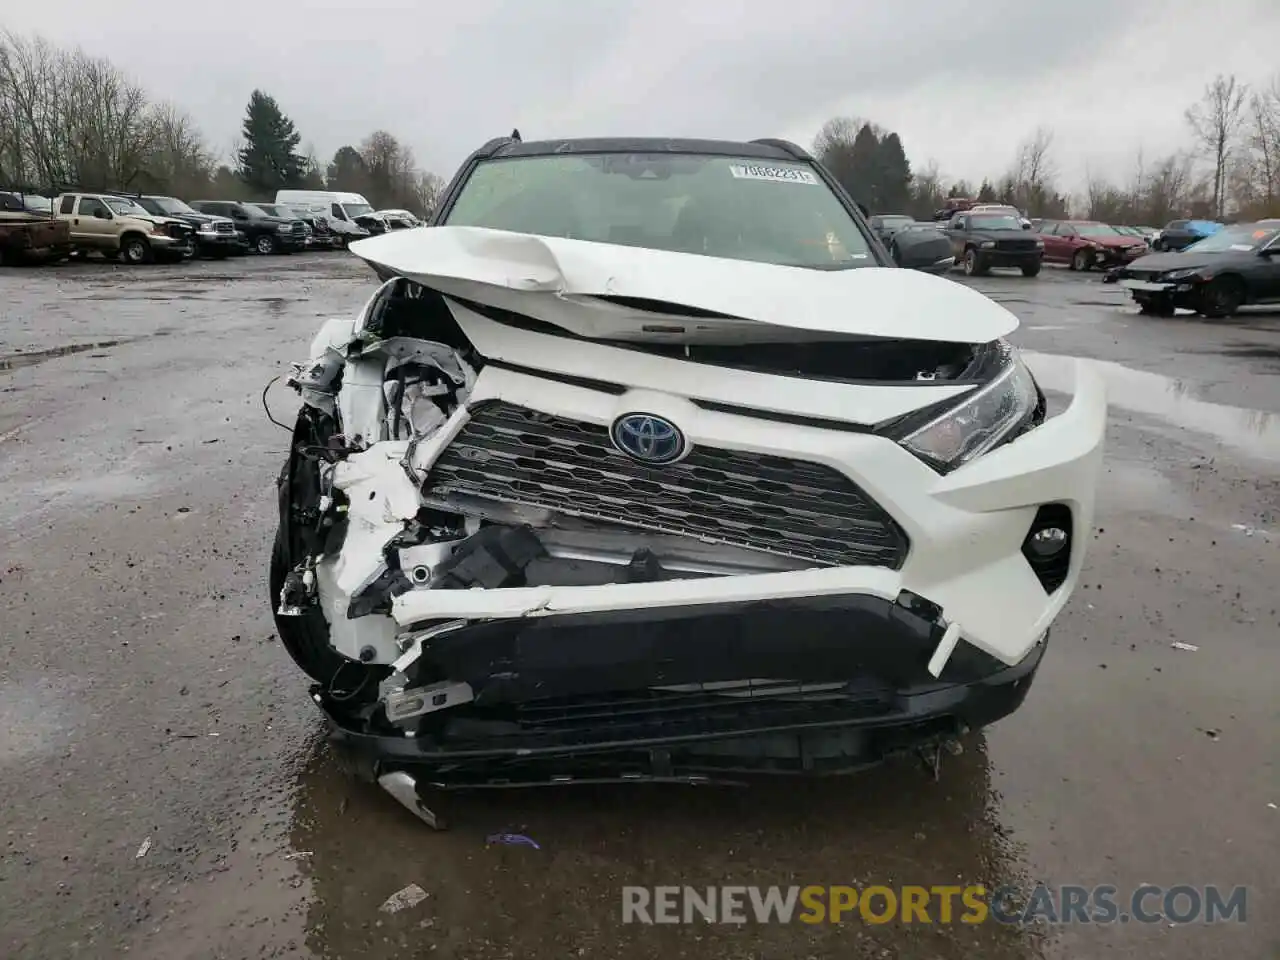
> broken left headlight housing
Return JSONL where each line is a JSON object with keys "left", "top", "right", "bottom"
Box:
{"left": 901, "top": 351, "right": 1039, "bottom": 472}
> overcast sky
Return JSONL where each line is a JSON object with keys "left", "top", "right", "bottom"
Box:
{"left": 5, "top": 0, "right": 1279, "bottom": 195}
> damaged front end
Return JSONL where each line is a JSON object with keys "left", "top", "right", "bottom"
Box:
{"left": 270, "top": 226, "right": 1105, "bottom": 801}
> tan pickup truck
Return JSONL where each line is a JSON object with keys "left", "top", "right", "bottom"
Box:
{"left": 0, "top": 190, "right": 72, "bottom": 265}
{"left": 54, "top": 192, "right": 195, "bottom": 264}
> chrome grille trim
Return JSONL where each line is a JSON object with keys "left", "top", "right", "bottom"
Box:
{"left": 424, "top": 401, "right": 909, "bottom": 569}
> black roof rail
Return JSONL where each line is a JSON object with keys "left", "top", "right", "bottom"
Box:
{"left": 475, "top": 136, "right": 518, "bottom": 159}
{"left": 750, "top": 138, "right": 811, "bottom": 161}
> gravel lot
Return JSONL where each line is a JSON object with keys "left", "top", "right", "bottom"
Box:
{"left": 1, "top": 253, "right": 1277, "bottom": 960}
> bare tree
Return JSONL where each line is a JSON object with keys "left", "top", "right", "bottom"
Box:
{"left": 0, "top": 30, "right": 160, "bottom": 190}
{"left": 412, "top": 171, "right": 445, "bottom": 217}
{"left": 812, "top": 116, "right": 866, "bottom": 160}
{"left": 137, "top": 102, "right": 211, "bottom": 194}
{"left": 1019, "top": 127, "right": 1055, "bottom": 188}
{"left": 1144, "top": 152, "right": 1196, "bottom": 225}
{"left": 1185, "top": 74, "right": 1248, "bottom": 218}
{"left": 908, "top": 159, "right": 945, "bottom": 219}
{"left": 1238, "top": 76, "right": 1280, "bottom": 215}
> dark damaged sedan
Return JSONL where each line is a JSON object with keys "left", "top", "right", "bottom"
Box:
{"left": 1105, "top": 222, "right": 1280, "bottom": 317}
{"left": 269, "top": 135, "right": 1105, "bottom": 823}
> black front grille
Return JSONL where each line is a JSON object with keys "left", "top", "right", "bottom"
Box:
{"left": 425, "top": 401, "right": 909, "bottom": 569}
{"left": 996, "top": 239, "right": 1039, "bottom": 251}
{"left": 214, "top": 221, "right": 234, "bottom": 234}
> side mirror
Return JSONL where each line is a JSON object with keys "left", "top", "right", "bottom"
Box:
{"left": 233, "top": 211, "right": 248, "bottom": 220}
{"left": 1022, "top": 222, "right": 1031, "bottom": 230}
{"left": 94, "top": 208, "right": 112, "bottom": 220}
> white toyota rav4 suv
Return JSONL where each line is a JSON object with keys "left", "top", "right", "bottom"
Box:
{"left": 269, "top": 135, "right": 1106, "bottom": 820}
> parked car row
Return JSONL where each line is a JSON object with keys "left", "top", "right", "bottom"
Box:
{"left": 0, "top": 187, "right": 426, "bottom": 266}
{"left": 869, "top": 210, "right": 1280, "bottom": 314}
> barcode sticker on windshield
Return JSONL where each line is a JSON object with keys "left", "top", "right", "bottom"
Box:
{"left": 729, "top": 164, "right": 819, "bottom": 185}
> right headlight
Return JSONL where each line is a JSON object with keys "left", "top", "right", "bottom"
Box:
{"left": 901, "top": 352, "right": 1040, "bottom": 471}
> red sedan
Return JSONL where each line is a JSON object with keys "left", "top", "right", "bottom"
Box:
{"left": 1036, "top": 220, "right": 1149, "bottom": 271}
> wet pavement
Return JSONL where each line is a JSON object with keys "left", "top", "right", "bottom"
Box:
{"left": 0, "top": 255, "right": 1276, "bottom": 959}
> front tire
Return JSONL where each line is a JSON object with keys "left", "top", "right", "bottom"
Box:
{"left": 1197, "top": 277, "right": 1244, "bottom": 318}
{"left": 255, "top": 234, "right": 279, "bottom": 255}
{"left": 1136, "top": 296, "right": 1176, "bottom": 317}
{"left": 1070, "top": 249, "right": 1091, "bottom": 271}
{"left": 121, "top": 235, "right": 152, "bottom": 265}
{"left": 962, "top": 248, "right": 988, "bottom": 276}
{"left": 1021, "top": 261, "right": 1042, "bottom": 278}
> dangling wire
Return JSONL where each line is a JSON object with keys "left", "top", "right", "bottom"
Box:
{"left": 262, "top": 375, "right": 293, "bottom": 432}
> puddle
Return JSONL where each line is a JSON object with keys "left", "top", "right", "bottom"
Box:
{"left": 0, "top": 339, "right": 127, "bottom": 371}
{"left": 1025, "top": 351, "right": 1280, "bottom": 463}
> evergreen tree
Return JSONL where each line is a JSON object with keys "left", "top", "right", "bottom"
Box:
{"left": 326, "top": 145, "right": 367, "bottom": 192}
{"left": 236, "top": 90, "right": 305, "bottom": 194}
{"left": 876, "top": 133, "right": 913, "bottom": 212}
{"left": 977, "top": 179, "right": 997, "bottom": 202}
{"left": 848, "top": 124, "right": 883, "bottom": 209}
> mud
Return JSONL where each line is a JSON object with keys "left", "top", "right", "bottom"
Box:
{"left": 0, "top": 255, "right": 1276, "bottom": 959}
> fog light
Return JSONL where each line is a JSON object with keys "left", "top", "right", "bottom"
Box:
{"left": 1022, "top": 504, "right": 1073, "bottom": 593}
{"left": 1027, "top": 526, "right": 1068, "bottom": 557}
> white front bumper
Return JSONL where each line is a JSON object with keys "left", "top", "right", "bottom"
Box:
{"left": 388, "top": 356, "right": 1107, "bottom": 669}
{"left": 1121, "top": 279, "right": 1176, "bottom": 293}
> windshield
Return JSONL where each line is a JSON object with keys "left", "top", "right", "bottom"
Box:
{"left": 253, "top": 204, "right": 290, "bottom": 218}
{"left": 342, "top": 202, "right": 374, "bottom": 218}
{"left": 24, "top": 196, "right": 52, "bottom": 212}
{"left": 443, "top": 153, "right": 875, "bottom": 269}
{"left": 970, "top": 214, "right": 1023, "bottom": 230}
{"left": 1184, "top": 224, "right": 1279, "bottom": 253}
{"left": 1076, "top": 224, "right": 1120, "bottom": 237}
{"left": 154, "top": 197, "right": 196, "bottom": 215}
{"left": 105, "top": 197, "right": 147, "bottom": 215}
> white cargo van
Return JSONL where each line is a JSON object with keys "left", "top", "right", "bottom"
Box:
{"left": 276, "top": 190, "right": 381, "bottom": 244}
{"left": 275, "top": 190, "right": 376, "bottom": 225}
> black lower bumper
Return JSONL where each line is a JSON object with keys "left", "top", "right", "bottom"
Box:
{"left": 196, "top": 235, "right": 242, "bottom": 256}
{"left": 979, "top": 252, "right": 1042, "bottom": 269}
{"left": 317, "top": 594, "right": 1047, "bottom": 784}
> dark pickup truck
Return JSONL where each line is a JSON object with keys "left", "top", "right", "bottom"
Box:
{"left": 189, "top": 200, "right": 307, "bottom": 254}
{"left": 0, "top": 190, "right": 72, "bottom": 265}
{"left": 945, "top": 210, "right": 1044, "bottom": 277}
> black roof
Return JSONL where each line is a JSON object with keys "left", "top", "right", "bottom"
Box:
{"left": 478, "top": 136, "right": 812, "bottom": 162}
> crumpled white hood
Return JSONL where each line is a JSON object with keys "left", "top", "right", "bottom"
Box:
{"left": 350, "top": 226, "right": 1018, "bottom": 344}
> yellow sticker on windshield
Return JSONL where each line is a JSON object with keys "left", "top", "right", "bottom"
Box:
{"left": 729, "top": 164, "right": 819, "bottom": 185}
